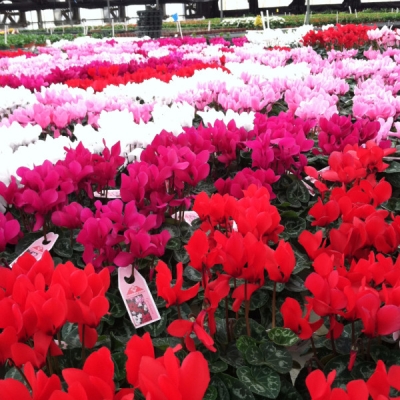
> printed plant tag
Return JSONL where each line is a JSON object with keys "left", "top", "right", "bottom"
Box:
{"left": 10, "top": 232, "right": 59, "bottom": 268}
{"left": 118, "top": 266, "right": 161, "bottom": 329}
{"left": 302, "top": 180, "right": 315, "bottom": 196}
{"left": 94, "top": 189, "right": 121, "bottom": 199}
{"left": 171, "top": 210, "right": 200, "bottom": 225}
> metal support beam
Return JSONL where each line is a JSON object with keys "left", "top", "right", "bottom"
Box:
{"left": 36, "top": 9, "right": 43, "bottom": 28}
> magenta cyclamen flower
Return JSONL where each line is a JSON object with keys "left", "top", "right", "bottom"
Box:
{"left": 91, "top": 141, "right": 125, "bottom": 193}
{"left": 0, "top": 176, "right": 19, "bottom": 205}
{"left": 215, "top": 167, "right": 279, "bottom": 199}
{"left": 113, "top": 206, "right": 170, "bottom": 267}
{"left": 0, "top": 212, "right": 21, "bottom": 252}
{"left": 246, "top": 112, "right": 314, "bottom": 175}
{"left": 114, "top": 229, "right": 171, "bottom": 267}
{"left": 51, "top": 202, "right": 84, "bottom": 230}
{"left": 76, "top": 215, "right": 118, "bottom": 269}
{"left": 14, "top": 160, "right": 68, "bottom": 231}
{"left": 210, "top": 119, "right": 251, "bottom": 166}
{"left": 317, "top": 114, "right": 380, "bottom": 155}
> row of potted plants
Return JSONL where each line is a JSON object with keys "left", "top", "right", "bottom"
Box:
{"left": 0, "top": 24, "right": 400, "bottom": 399}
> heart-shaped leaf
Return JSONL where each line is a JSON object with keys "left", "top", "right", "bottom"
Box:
{"left": 219, "top": 373, "right": 256, "bottom": 400}
{"left": 237, "top": 366, "right": 280, "bottom": 398}
{"left": 268, "top": 328, "right": 299, "bottom": 347}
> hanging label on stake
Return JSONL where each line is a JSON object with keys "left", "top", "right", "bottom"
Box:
{"left": 118, "top": 265, "right": 161, "bottom": 329}
{"left": 171, "top": 210, "right": 200, "bottom": 225}
{"left": 10, "top": 232, "right": 59, "bottom": 268}
{"left": 94, "top": 189, "right": 121, "bottom": 199}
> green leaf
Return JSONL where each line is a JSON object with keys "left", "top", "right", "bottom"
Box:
{"left": 4, "top": 367, "right": 25, "bottom": 384}
{"left": 61, "top": 322, "right": 80, "bottom": 349}
{"left": 204, "top": 386, "right": 218, "bottom": 400}
{"left": 323, "top": 355, "right": 353, "bottom": 387}
{"left": 237, "top": 366, "right": 280, "bottom": 398}
{"left": 166, "top": 238, "right": 181, "bottom": 250}
{"left": 53, "top": 237, "right": 74, "bottom": 258}
{"left": 143, "top": 310, "right": 169, "bottom": 337}
{"left": 112, "top": 352, "right": 127, "bottom": 382}
{"left": 236, "top": 336, "right": 258, "bottom": 354}
{"left": 370, "top": 345, "right": 400, "bottom": 367}
{"left": 216, "top": 318, "right": 236, "bottom": 345}
{"left": 260, "top": 341, "right": 293, "bottom": 374}
{"left": 286, "top": 180, "right": 310, "bottom": 205}
{"left": 107, "top": 292, "right": 127, "bottom": 318}
{"left": 173, "top": 247, "right": 190, "bottom": 264}
{"left": 211, "top": 375, "right": 230, "bottom": 400}
{"left": 342, "top": 320, "right": 363, "bottom": 340}
{"left": 73, "top": 242, "right": 85, "bottom": 252}
{"left": 210, "top": 360, "right": 229, "bottom": 373}
{"left": 219, "top": 343, "right": 247, "bottom": 368}
{"left": 219, "top": 373, "right": 256, "bottom": 400}
{"left": 162, "top": 225, "right": 181, "bottom": 238}
{"left": 102, "top": 313, "right": 115, "bottom": 326}
{"left": 277, "top": 378, "right": 303, "bottom": 400}
{"left": 200, "top": 347, "right": 220, "bottom": 363}
{"left": 245, "top": 342, "right": 293, "bottom": 374}
{"left": 268, "top": 328, "right": 299, "bottom": 347}
{"left": 195, "top": 180, "right": 217, "bottom": 195}
{"left": 351, "top": 360, "right": 376, "bottom": 380}
{"left": 183, "top": 266, "right": 202, "bottom": 282}
{"left": 385, "top": 161, "right": 400, "bottom": 173}
{"left": 292, "top": 248, "right": 310, "bottom": 274}
{"left": 110, "top": 331, "right": 127, "bottom": 351}
{"left": 234, "top": 318, "right": 268, "bottom": 342}
{"left": 383, "top": 198, "right": 400, "bottom": 212}
{"left": 386, "top": 173, "right": 400, "bottom": 188}
{"left": 285, "top": 275, "right": 305, "bottom": 292}
{"left": 134, "top": 389, "right": 145, "bottom": 400}
{"left": 248, "top": 288, "right": 269, "bottom": 310}
{"left": 265, "top": 281, "right": 285, "bottom": 292}
{"left": 152, "top": 337, "right": 181, "bottom": 350}
{"left": 324, "top": 337, "right": 352, "bottom": 355}
{"left": 53, "top": 256, "right": 63, "bottom": 266}
{"left": 282, "top": 218, "right": 306, "bottom": 239}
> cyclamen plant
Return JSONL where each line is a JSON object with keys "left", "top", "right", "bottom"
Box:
{"left": 3, "top": 28, "right": 400, "bottom": 400}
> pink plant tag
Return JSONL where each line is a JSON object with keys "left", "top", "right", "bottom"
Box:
{"left": 302, "top": 181, "right": 315, "bottom": 196}
{"left": 118, "top": 266, "right": 161, "bottom": 329}
{"left": 10, "top": 232, "right": 59, "bottom": 268}
{"left": 94, "top": 190, "right": 121, "bottom": 199}
{"left": 171, "top": 210, "right": 200, "bottom": 225}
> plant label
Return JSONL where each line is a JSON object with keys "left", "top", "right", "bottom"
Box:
{"left": 10, "top": 232, "right": 59, "bottom": 268}
{"left": 94, "top": 189, "right": 121, "bottom": 199}
{"left": 118, "top": 266, "right": 161, "bottom": 329}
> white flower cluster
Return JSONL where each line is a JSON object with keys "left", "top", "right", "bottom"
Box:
{"left": 246, "top": 25, "right": 314, "bottom": 47}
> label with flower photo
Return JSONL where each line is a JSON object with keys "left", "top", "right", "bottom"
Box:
{"left": 10, "top": 232, "right": 59, "bottom": 268}
{"left": 118, "top": 266, "right": 161, "bottom": 329}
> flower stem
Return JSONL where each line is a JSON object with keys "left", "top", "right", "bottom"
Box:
{"left": 8, "top": 359, "right": 32, "bottom": 391}
{"left": 272, "top": 282, "right": 277, "bottom": 329}
{"left": 225, "top": 297, "right": 231, "bottom": 342}
{"left": 70, "top": 229, "right": 73, "bottom": 249}
{"left": 46, "top": 353, "right": 54, "bottom": 375}
{"left": 176, "top": 304, "right": 185, "bottom": 348}
{"left": 234, "top": 278, "right": 238, "bottom": 320}
{"left": 310, "top": 336, "right": 317, "bottom": 358}
{"left": 330, "top": 332, "right": 337, "bottom": 356}
{"left": 245, "top": 281, "right": 251, "bottom": 337}
{"left": 81, "top": 324, "right": 86, "bottom": 364}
